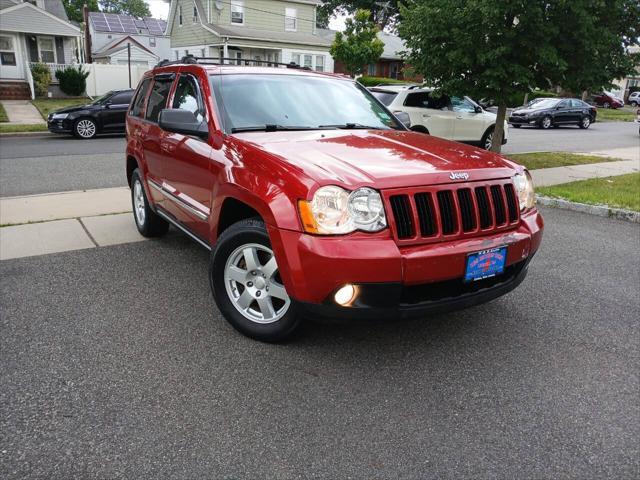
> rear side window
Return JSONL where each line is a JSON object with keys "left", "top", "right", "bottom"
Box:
{"left": 145, "top": 79, "right": 173, "bottom": 123}
{"left": 110, "top": 91, "right": 134, "bottom": 105}
{"left": 404, "top": 92, "right": 450, "bottom": 110}
{"left": 130, "top": 79, "right": 151, "bottom": 117}
{"left": 370, "top": 90, "right": 397, "bottom": 106}
{"left": 172, "top": 74, "right": 206, "bottom": 122}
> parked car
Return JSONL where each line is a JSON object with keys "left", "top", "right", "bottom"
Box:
{"left": 47, "top": 89, "right": 135, "bottom": 139}
{"left": 592, "top": 91, "right": 624, "bottom": 109}
{"left": 628, "top": 91, "right": 640, "bottom": 107}
{"left": 369, "top": 86, "right": 508, "bottom": 150}
{"left": 509, "top": 98, "right": 596, "bottom": 129}
{"left": 125, "top": 58, "right": 543, "bottom": 342}
{"left": 636, "top": 107, "right": 640, "bottom": 135}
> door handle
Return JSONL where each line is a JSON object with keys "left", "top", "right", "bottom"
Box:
{"left": 456, "top": 115, "right": 463, "bottom": 119}
{"left": 422, "top": 114, "right": 431, "bottom": 118}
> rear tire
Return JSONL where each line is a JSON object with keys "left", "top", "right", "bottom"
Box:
{"left": 130, "top": 169, "right": 169, "bottom": 237}
{"left": 512, "top": 124, "right": 521, "bottom": 128}
{"left": 579, "top": 115, "right": 591, "bottom": 129}
{"left": 210, "top": 218, "right": 301, "bottom": 342}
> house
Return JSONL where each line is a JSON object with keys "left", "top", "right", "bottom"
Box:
{"left": 611, "top": 45, "right": 640, "bottom": 100}
{"left": 86, "top": 12, "right": 171, "bottom": 68}
{"left": 166, "top": 0, "right": 333, "bottom": 72}
{"left": 0, "top": 0, "right": 81, "bottom": 99}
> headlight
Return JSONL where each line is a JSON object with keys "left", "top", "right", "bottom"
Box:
{"left": 513, "top": 171, "right": 535, "bottom": 211}
{"left": 298, "top": 185, "right": 387, "bottom": 234}
{"left": 51, "top": 113, "right": 69, "bottom": 120}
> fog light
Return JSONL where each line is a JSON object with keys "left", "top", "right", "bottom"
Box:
{"left": 334, "top": 284, "right": 356, "bottom": 306}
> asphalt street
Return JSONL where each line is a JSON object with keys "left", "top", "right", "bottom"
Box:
{"left": 1, "top": 120, "right": 638, "bottom": 197}
{"left": 1, "top": 206, "right": 638, "bottom": 479}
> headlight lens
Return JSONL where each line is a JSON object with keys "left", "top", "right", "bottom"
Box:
{"left": 51, "top": 113, "right": 69, "bottom": 120}
{"left": 298, "top": 185, "right": 387, "bottom": 234}
{"left": 514, "top": 171, "right": 535, "bottom": 211}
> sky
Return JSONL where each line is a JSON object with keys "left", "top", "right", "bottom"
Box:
{"left": 146, "top": 0, "right": 347, "bottom": 30}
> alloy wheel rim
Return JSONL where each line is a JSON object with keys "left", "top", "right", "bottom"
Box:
{"left": 543, "top": 118, "right": 551, "bottom": 128}
{"left": 484, "top": 133, "right": 493, "bottom": 150}
{"left": 582, "top": 117, "right": 590, "bottom": 127}
{"left": 133, "top": 180, "right": 145, "bottom": 226}
{"left": 224, "top": 243, "right": 290, "bottom": 324}
{"left": 77, "top": 120, "right": 96, "bottom": 138}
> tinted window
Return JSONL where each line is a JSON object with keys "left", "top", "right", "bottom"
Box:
{"left": 110, "top": 91, "right": 134, "bottom": 105}
{"left": 532, "top": 99, "right": 560, "bottom": 109}
{"left": 130, "top": 79, "right": 151, "bottom": 117}
{"left": 145, "top": 79, "right": 173, "bottom": 123}
{"left": 570, "top": 99, "right": 586, "bottom": 108}
{"left": 172, "top": 75, "right": 205, "bottom": 121}
{"left": 370, "top": 90, "right": 397, "bottom": 106}
{"left": 557, "top": 100, "right": 570, "bottom": 109}
{"left": 404, "top": 92, "right": 450, "bottom": 110}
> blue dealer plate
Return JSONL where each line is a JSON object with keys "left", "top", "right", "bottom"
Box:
{"left": 464, "top": 247, "right": 507, "bottom": 282}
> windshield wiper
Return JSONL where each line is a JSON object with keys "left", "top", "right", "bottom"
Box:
{"left": 318, "top": 123, "right": 386, "bottom": 130}
{"left": 231, "top": 125, "right": 314, "bottom": 133}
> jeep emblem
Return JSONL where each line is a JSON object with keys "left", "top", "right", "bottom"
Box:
{"left": 449, "top": 172, "right": 469, "bottom": 180}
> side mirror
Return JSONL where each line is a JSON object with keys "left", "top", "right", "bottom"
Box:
{"left": 393, "top": 111, "right": 411, "bottom": 128}
{"left": 158, "top": 109, "right": 208, "bottom": 139}
{"left": 474, "top": 105, "right": 483, "bottom": 113}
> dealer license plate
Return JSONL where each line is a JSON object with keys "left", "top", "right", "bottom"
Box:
{"left": 464, "top": 247, "right": 507, "bottom": 282}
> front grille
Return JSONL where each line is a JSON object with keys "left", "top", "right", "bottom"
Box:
{"left": 387, "top": 180, "right": 520, "bottom": 243}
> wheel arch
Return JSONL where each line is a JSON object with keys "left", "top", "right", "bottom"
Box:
{"left": 410, "top": 125, "right": 430, "bottom": 134}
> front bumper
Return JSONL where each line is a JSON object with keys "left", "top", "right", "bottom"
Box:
{"left": 270, "top": 209, "right": 543, "bottom": 312}
{"left": 508, "top": 116, "right": 539, "bottom": 125}
{"left": 47, "top": 118, "right": 73, "bottom": 133}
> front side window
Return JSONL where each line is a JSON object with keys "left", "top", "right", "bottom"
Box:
{"left": 451, "top": 96, "right": 476, "bottom": 113}
{"left": 285, "top": 8, "right": 297, "bottom": 31}
{"left": 131, "top": 79, "right": 151, "bottom": 117}
{"left": 172, "top": 74, "right": 205, "bottom": 122}
{"left": 212, "top": 74, "right": 403, "bottom": 132}
{"left": 110, "top": 91, "right": 134, "bottom": 105}
{"left": 557, "top": 100, "right": 570, "bottom": 109}
{"left": 231, "top": 0, "right": 244, "bottom": 24}
{"left": 145, "top": 78, "right": 173, "bottom": 123}
{"left": 315, "top": 55, "right": 324, "bottom": 72}
{"left": 38, "top": 37, "right": 55, "bottom": 63}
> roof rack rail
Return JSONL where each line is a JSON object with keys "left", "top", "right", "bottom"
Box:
{"left": 155, "top": 55, "right": 311, "bottom": 70}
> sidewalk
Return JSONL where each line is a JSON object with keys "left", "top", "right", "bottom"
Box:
{"left": 0, "top": 100, "right": 45, "bottom": 124}
{"left": 1, "top": 159, "right": 638, "bottom": 260}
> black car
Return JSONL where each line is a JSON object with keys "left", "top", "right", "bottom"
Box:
{"left": 509, "top": 98, "right": 597, "bottom": 129}
{"left": 47, "top": 89, "right": 135, "bottom": 139}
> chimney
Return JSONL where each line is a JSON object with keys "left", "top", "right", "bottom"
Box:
{"left": 83, "top": 4, "right": 92, "bottom": 63}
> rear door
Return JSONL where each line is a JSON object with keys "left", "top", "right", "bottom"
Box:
{"left": 403, "top": 91, "right": 454, "bottom": 138}
{"left": 101, "top": 90, "right": 134, "bottom": 131}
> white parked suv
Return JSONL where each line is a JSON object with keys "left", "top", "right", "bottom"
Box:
{"left": 628, "top": 91, "right": 640, "bottom": 107}
{"left": 369, "top": 85, "right": 508, "bottom": 150}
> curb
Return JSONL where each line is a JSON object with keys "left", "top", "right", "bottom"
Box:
{"left": 0, "top": 131, "right": 51, "bottom": 138}
{"left": 537, "top": 196, "right": 640, "bottom": 223}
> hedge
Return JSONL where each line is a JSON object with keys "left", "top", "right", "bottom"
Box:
{"left": 357, "top": 76, "right": 417, "bottom": 87}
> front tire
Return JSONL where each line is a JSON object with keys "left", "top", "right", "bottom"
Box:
{"left": 130, "top": 169, "right": 169, "bottom": 237}
{"left": 539, "top": 116, "right": 552, "bottom": 129}
{"left": 481, "top": 127, "right": 494, "bottom": 150}
{"left": 579, "top": 115, "right": 591, "bottom": 129}
{"left": 73, "top": 118, "right": 97, "bottom": 139}
{"left": 603, "top": 102, "right": 610, "bottom": 109}
{"left": 210, "top": 218, "right": 300, "bottom": 342}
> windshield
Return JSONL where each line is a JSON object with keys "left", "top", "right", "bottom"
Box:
{"left": 530, "top": 98, "right": 560, "bottom": 109}
{"left": 212, "top": 74, "right": 403, "bottom": 132}
{"left": 91, "top": 92, "right": 113, "bottom": 105}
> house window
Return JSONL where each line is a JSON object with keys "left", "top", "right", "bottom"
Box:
{"left": 303, "top": 54, "right": 312, "bottom": 68}
{"left": 175, "top": 50, "right": 179, "bottom": 60}
{"left": 315, "top": 55, "right": 324, "bottom": 72}
{"left": 291, "top": 53, "right": 300, "bottom": 65}
{"left": 0, "top": 36, "right": 16, "bottom": 66}
{"left": 367, "top": 63, "right": 376, "bottom": 76}
{"left": 149, "top": 37, "right": 156, "bottom": 47}
{"left": 231, "top": 0, "right": 244, "bottom": 24}
{"left": 38, "top": 37, "right": 56, "bottom": 63}
{"left": 201, "top": 48, "right": 205, "bottom": 57}
{"left": 178, "top": 5, "right": 183, "bottom": 26}
{"left": 285, "top": 8, "right": 297, "bottom": 31}
{"left": 193, "top": 4, "right": 198, "bottom": 22}
{"left": 235, "top": 51, "right": 242, "bottom": 65}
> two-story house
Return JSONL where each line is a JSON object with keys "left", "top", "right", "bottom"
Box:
{"left": 87, "top": 12, "right": 171, "bottom": 68}
{"left": 166, "top": 0, "right": 333, "bottom": 72}
{"left": 0, "top": 0, "right": 81, "bottom": 99}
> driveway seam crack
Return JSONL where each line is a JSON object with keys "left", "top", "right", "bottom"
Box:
{"left": 77, "top": 217, "right": 99, "bottom": 247}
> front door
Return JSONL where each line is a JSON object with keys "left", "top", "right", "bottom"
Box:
{"left": 160, "top": 72, "right": 217, "bottom": 240}
{"left": 0, "top": 34, "right": 22, "bottom": 79}
{"left": 101, "top": 90, "right": 134, "bottom": 131}
{"left": 554, "top": 99, "right": 573, "bottom": 124}
{"left": 451, "top": 96, "right": 483, "bottom": 141}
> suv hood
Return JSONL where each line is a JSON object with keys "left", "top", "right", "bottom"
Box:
{"left": 235, "top": 130, "right": 519, "bottom": 190}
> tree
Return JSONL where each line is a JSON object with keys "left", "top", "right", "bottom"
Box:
{"left": 318, "top": 0, "right": 407, "bottom": 30}
{"left": 99, "top": 0, "right": 151, "bottom": 18}
{"left": 398, "top": 0, "right": 640, "bottom": 153}
{"left": 62, "top": 0, "right": 99, "bottom": 23}
{"left": 330, "top": 9, "right": 384, "bottom": 77}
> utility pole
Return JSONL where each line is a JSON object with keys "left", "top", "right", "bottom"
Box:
{"left": 127, "top": 42, "right": 131, "bottom": 88}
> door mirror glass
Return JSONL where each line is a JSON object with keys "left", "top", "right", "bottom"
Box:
{"left": 158, "top": 108, "right": 208, "bottom": 139}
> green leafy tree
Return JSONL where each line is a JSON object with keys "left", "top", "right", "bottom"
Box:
{"left": 318, "top": 0, "right": 407, "bottom": 30}
{"left": 330, "top": 9, "right": 384, "bottom": 77}
{"left": 62, "top": 0, "right": 99, "bottom": 23}
{"left": 398, "top": 0, "right": 640, "bottom": 153}
{"left": 99, "top": 0, "right": 151, "bottom": 18}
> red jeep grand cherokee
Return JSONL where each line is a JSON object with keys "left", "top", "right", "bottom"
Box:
{"left": 126, "top": 57, "right": 543, "bottom": 342}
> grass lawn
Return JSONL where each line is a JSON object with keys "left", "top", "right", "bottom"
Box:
{"left": 507, "top": 152, "right": 621, "bottom": 170}
{"left": 31, "top": 97, "right": 90, "bottom": 120}
{"left": 0, "top": 123, "right": 48, "bottom": 133}
{"left": 0, "top": 103, "right": 8, "bottom": 122}
{"left": 538, "top": 173, "right": 640, "bottom": 212}
{"left": 595, "top": 107, "right": 636, "bottom": 122}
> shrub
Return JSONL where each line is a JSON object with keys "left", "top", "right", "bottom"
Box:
{"left": 55, "top": 65, "right": 90, "bottom": 96}
{"left": 30, "top": 63, "right": 51, "bottom": 97}
{"left": 358, "top": 76, "right": 417, "bottom": 87}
